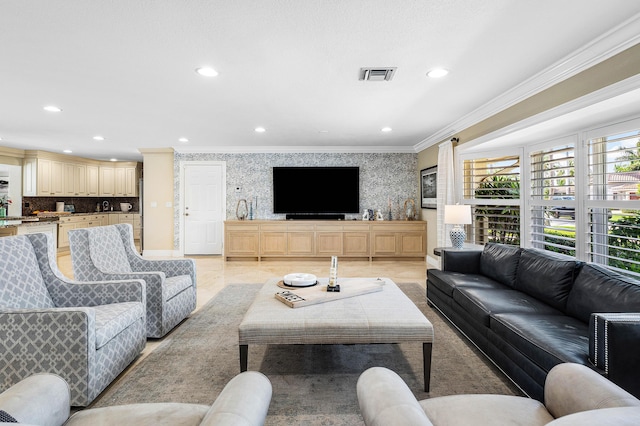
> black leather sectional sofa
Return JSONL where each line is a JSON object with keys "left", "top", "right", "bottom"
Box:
{"left": 427, "top": 243, "right": 640, "bottom": 401}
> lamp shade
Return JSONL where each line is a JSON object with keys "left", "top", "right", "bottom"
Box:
{"left": 444, "top": 204, "right": 472, "bottom": 225}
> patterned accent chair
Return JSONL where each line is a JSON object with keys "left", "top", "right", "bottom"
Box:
{"left": 0, "top": 233, "right": 147, "bottom": 407}
{"left": 68, "top": 223, "right": 196, "bottom": 338}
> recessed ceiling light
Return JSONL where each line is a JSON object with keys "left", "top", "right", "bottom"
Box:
{"left": 110, "top": 158, "right": 117, "bottom": 162}
{"left": 43, "top": 105, "right": 62, "bottom": 112}
{"left": 426, "top": 68, "right": 449, "bottom": 78}
{"left": 381, "top": 127, "right": 393, "bottom": 132}
{"left": 196, "top": 67, "right": 218, "bottom": 77}
{"left": 93, "top": 135, "right": 105, "bottom": 141}
{"left": 178, "top": 137, "right": 189, "bottom": 143}
{"left": 63, "top": 149, "right": 72, "bottom": 153}
{"left": 254, "top": 127, "right": 266, "bottom": 133}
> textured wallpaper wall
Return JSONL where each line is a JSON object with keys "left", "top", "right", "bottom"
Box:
{"left": 174, "top": 152, "right": 418, "bottom": 248}
{"left": 175, "top": 152, "right": 418, "bottom": 219}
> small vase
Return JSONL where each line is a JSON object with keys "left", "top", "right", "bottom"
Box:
{"left": 0, "top": 207, "right": 6, "bottom": 218}
{"left": 236, "top": 199, "right": 248, "bottom": 220}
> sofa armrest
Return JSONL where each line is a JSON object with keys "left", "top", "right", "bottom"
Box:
{"left": 544, "top": 363, "right": 640, "bottom": 419}
{"left": 357, "top": 367, "right": 432, "bottom": 426}
{"left": 589, "top": 313, "right": 640, "bottom": 398}
{"left": 199, "top": 371, "right": 272, "bottom": 426}
{"left": 48, "top": 279, "right": 146, "bottom": 308}
{"left": 0, "top": 373, "right": 70, "bottom": 426}
{"left": 441, "top": 249, "right": 482, "bottom": 273}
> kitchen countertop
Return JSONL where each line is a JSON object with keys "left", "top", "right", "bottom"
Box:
{"left": 0, "top": 211, "right": 140, "bottom": 228}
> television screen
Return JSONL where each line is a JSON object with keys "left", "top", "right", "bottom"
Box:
{"left": 273, "top": 167, "right": 359, "bottom": 214}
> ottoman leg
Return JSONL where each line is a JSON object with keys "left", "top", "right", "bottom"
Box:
{"left": 423, "top": 342, "right": 432, "bottom": 392}
{"left": 240, "top": 344, "right": 248, "bottom": 372}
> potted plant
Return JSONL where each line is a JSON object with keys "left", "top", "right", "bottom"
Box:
{"left": 0, "top": 195, "right": 12, "bottom": 217}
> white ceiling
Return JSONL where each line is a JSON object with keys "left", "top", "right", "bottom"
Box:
{"left": 1, "top": 1, "right": 639, "bottom": 161}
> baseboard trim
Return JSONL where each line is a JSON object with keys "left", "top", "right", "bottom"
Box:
{"left": 427, "top": 255, "right": 441, "bottom": 269}
{"left": 142, "top": 249, "right": 177, "bottom": 257}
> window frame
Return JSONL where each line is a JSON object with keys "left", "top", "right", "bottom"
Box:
{"left": 454, "top": 115, "right": 640, "bottom": 277}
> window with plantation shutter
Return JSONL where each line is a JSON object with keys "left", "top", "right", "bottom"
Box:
{"left": 586, "top": 125, "right": 640, "bottom": 278}
{"left": 530, "top": 142, "right": 576, "bottom": 256}
{"left": 463, "top": 155, "right": 520, "bottom": 246}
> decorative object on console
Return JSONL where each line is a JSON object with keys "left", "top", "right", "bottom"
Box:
{"left": 444, "top": 204, "right": 472, "bottom": 249}
{"left": 375, "top": 209, "right": 384, "bottom": 221}
{"left": 362, "top": 209, "right": 370, "bottom": 220}
{"left": 236, "top": 199, "right": 248, "bottom": 220}
{"left": 404, "top": 198, "right": 416, "bottom": 220}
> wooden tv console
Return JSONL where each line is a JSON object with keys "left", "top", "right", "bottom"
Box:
{"left": 224, "top": 220, "right": 426, "bottom": 261}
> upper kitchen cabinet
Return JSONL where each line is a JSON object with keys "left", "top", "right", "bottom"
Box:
{"left": 23, "top": 150, "right": 141, "bottom": 197}
{"left": 99, "top": 162, "right": 140, "bottom": 196}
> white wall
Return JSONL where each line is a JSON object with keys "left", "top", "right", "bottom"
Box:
{"left": 0, "top": 164, "right": 22, "bottom": 217}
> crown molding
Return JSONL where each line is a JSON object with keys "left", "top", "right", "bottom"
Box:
{"left": 173, "top": 145, "right": 417, "bottom": 154}
{"left": 456, "top": 73, "right": 640, "bottom": 153}
{"left": 414, "top": 12, "right": 640, "bottom": 152}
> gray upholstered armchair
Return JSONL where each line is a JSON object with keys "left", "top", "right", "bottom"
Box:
{"left": 0, "top": 233, "right": 147, "bottom": 406}
{"left": 68, "top": 223, "right": 196, "bottom": 338}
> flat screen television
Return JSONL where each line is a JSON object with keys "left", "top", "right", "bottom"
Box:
{"left": 273, "top": 167, "right": 359, "bottom": 218}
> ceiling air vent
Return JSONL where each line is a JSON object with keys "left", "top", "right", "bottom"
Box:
{"left": 359, "top": 67, "right": 397, "bottom": 81}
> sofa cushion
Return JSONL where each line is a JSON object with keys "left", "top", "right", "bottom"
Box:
{"left": 490, "top": 313, "right": 589, "bottom": 372}
{"left": 515, "top": 249, "right": 580, "bottom": 312}
{"left": 480, "top": 243, "right": 522, "bottom": 288}
{"left": 428, "top": 270, "right": 509, "bottom": 298}
{"left": 93, "top": 302, "right": 144, "bottom": 349}
{"left": 0, "top": 236, "right": 55, "bottom": 309}
{"left": 453, "top": 288, "right": 563, "bottom": 328}
{"left": 164, "top": 275, "right": 193, "bottom": 301}
{"left": 566, "top": 264, "right": 640, "bottom": 323}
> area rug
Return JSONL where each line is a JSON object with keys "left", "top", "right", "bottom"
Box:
{"left": 91, "top": 282, "right": 522, "bottom": 425}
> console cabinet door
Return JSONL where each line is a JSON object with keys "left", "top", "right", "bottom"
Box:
{"left": 260, "top": 232, "right": 287, "bottom": 256}
{"left": 343, "top": 232, "right": 369, "bottom": 256}
{"left": 317, "top": 232, "right": 343, "bottom": 256}
{"left": 400, "top": 232, "right": 426, "bottom": 255}
{"left": 371, "top": 232, "right": 398, "bottom": 255}
{"left": 287, "top": 232, "right": 315, "bottom": 255}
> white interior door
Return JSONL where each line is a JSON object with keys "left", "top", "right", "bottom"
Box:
{"left": 184, "top": 163, "right": 224, "bottom": 255}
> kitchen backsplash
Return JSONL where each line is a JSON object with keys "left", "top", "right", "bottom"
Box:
{"left": 23, "top": 197, "right": 139, "bottom": 215}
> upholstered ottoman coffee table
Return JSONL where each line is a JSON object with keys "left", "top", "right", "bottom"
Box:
{"left": 238, "top": 277, "right": 434, "bottom": 391}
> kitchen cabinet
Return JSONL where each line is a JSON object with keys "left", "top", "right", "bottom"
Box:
{"left": 86, "top": 165, "right": 99, "bottom": 196}
{"left": 64, "top": 163, "right": 87, "bottom": 196}
{"left": 100, "top": 164, "right": 139, "bottom": 196}
{"left": 17, "top": 223, "right": 58, "bottom": 248}
{"left": 23, "top": 151, "right": 140, "bottom": 198}
{"left": 57, "top": 214, "right": 108, "bottom": 249}
{"left": 36, "top": 158, "right": 64, "bottom": 196}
